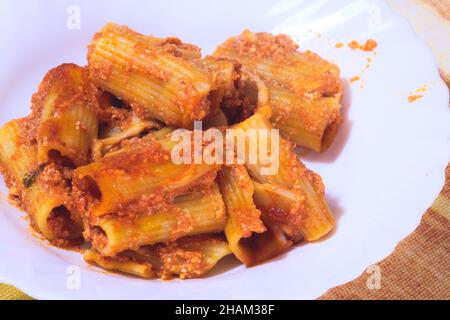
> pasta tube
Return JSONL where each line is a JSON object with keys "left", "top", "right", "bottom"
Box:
{"left": 89, "top": 183, "right": 227, "bottom": 256}
{"left": 84, "top": 249, "right": 154, "bottom": 278}
{"left": 87, "top": 23, "right": 212, "bottom": 128}
{"left": 22, "top": 164, "right": 83, "bottom": 244}
{"left": 85, "top": 235, "right": 230, "bottom": 279}
{"left": 73, "top": 132, "right": 220, "bottom": 217}
{"left": 214, "top": 30, "right": 342, "bottom": 151}
{"left": 269, "top": 85, "right": 342, "bottom": 152}
{"left": 0, "top": 118, "right": 82, "bottom": 244}
{"left": 214, "top": 30, "right": 341, "bottom": 97}
{"left": 34, "top": 64, "right": 98, "bottom": 166}
{"left": 149, "top": 235, "right": 231, "bottom": 279}
{"left": 195, "top": 56, "right": 239, "bottom": 116}
{"left": 218, "top": 165, "right": 291, "bottom": 265}
{"left": 0, "top": 118, "right": 38, "bottom": 196}
{"left": 253, "top": 182, "right": 334, "bottom": 241}
{"left": 92, "top": 114, "right": 161, "bottom": 160}
{"left": 234, "top": 110, "right": 335, "bottom": 241}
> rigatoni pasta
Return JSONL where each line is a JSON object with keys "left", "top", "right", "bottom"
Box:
{"left": 85, "top": 234, "right": 231, "bottom": 279}
{"left": 0, "top": 118, "right": 82, "bottom": 244}
{"left": 84, "top": 249, "right": 154, "bottom": 278}
{"left": 214, "top": 30, "right": 343, "bottom": 152}
{"left": 0, "top": 118, "right": 38, "bottom": 196}
{"left": 269, "top": 85, "right": 342, "bottom": 152}
{"left": 88, "top": 23, "right": 212, "bottom": 129}
{"left": 218, "top": 165, "right": 292, "bottom": 266}
{"left": 253, "top": 181, "right": 334, "bottom": 241}
{"left": 135, "top": 234, "right": 231, "bottom": 279}
{"left": 234, "top": 110, "right": 335, "bottom": 241}
{"left": 0, "top": 23, "right": 342, "bottom": 279}
{"left": 34, "top": 64, "right": 98, "bottom": 167}
{"left": 88, "top": 184, "right": 226, "bottom": 256}
{"left": 73, "top": 132, "right": 220, "bottom": 217}
{"left": 22, "top": 164, "right": 83, "bottom": 244}
{"left": 91, "top": 113, "right": 161, "bottom": 161}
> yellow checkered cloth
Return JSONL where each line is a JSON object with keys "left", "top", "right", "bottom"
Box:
{"left": 0, "top": 284, "right": 32, "bottom": 300}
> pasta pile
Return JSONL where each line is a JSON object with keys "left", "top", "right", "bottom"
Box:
{"left": 0, "top": 23, "right": 342, "bottom": 279}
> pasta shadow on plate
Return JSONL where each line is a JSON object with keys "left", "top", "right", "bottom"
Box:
{"left": 204, "top": 192, "right": 345, "bottom": 277}
{"left": 315, "top": 193, "right": 344, "bottom": 242}
{"left": 202, "top": 254, "right": 243, "bottom": 278}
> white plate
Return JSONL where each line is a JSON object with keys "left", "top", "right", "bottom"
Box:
{"left": 0, "top": 0, "right": 448, "bottom": 300}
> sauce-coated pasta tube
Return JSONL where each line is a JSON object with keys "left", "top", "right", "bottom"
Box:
{"left": 234, "top": 111, "right": 335, "bottom": 241}
{"left": 214, "top": 30, "right": 342, "bottom": 151}
{"left": 88, "top": 23, "right": 212, "bottom": 128}
{"left": 137, "top": 234, "right": 231, "bottom": 279}
{"left": 218, "top": 165, "right": 291, "bottom": 266}
{"left": 84, "top": 249, "right": 154, "bottom": 278}
{"left": 33, "top": 64, "right": 98, "bottom": 167}
{"left": 92, "top": 114, "right": 161, "bottom": 160}
{"left": 195, "top": 56, "right": 239, "bottom": 117}
{"left": 22, "top": 164, "right": 83, "bottom": 244}
{"left": 85, "top": 235, "right": 231, "bottom": 279}
{"left": 89, "top": 184, "right": 227, "bottom": 256}
{"left": 73, "top": 133, "right": 220, "bottom": 217}
{"left": 253, "top": 182, "right": 334, "bottom": 241}
{"left": 269, "top": 85, "right": 342, "bottom": 152}
{"left": 0, "top": 118, "right": 38, "bottom": 196}
{"left": 0, "top": 119, "right": 82, "bottom": 244}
